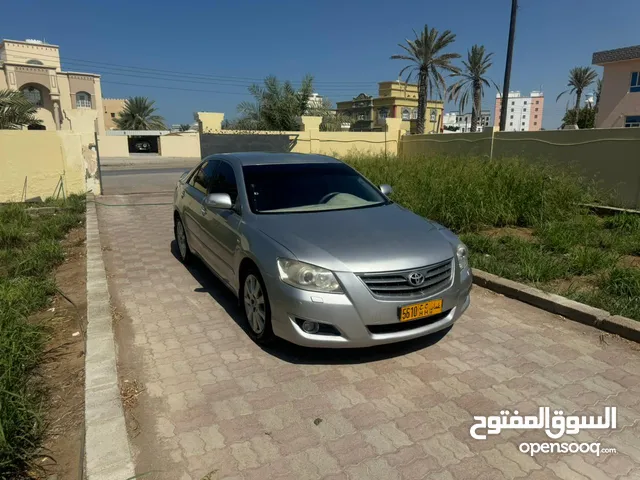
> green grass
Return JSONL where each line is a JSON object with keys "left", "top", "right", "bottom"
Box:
{"left": 0, "top": 195, "right": 85, "bottom": 478}
{"left": 569, "top": 267, "right": 640, "bottom": 320}
{"left": 345, "top": 154, "right": 600, "bottom": 233}
{"left": 344, "top": 154, "right": 640, "bottom": 321}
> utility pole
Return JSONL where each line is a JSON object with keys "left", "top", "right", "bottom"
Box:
{"left": 499, "top": 0, "right": 518, "bottom": 132}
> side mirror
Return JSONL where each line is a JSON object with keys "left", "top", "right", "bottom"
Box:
{"left": 204, "top": 193, "right": 233, "bottom": 209}
{"left": 380, "top": 184, "right": 393, "bottom": 195}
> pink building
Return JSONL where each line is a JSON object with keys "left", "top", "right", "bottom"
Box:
{"left": 494, "top": 91, "right": 544, "bottom": 132}
{"left": 593, "top": 45, "right": 640, "bottom": 128}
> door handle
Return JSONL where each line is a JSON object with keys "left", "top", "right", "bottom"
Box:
{"left": 200, "top": 205, "right": 207, "bottom": 215}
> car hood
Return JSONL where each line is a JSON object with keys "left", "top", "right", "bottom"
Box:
{"left": 253, "top": 204, "right": 456, "bottom": 272}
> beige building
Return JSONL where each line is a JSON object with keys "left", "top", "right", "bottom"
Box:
{"left": 593, "top": 45, "right": 640, "bottom": 128}
{"left": 336, "top": 81, "right": 444, "bottom": 132}
{"left": 0, "top": 39, "right": 105, "bottom": 134}
{"left": 103, "top": 98, "right": 126, "bottom": 130}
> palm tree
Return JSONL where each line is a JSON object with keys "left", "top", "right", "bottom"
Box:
{"left": 114, "top": 97, "right": 166, "bottom": 130}
{"left": 0, "top": 89, "right": 43, "bottom": 129}
{"left": 556, "top": 67, "right": 598, "bottom": 113}
{"left": 448, "top": 45, "right": 499, "bottom": 132}
{"left": 391, "top": 25, "right": 460, "bottom": 134}
{"left": 178, "top": 123, "right": 192, "bottom": 131}
{"left": 595, "top": 78, "right": 602, "bottom": 109}
{"left": 238, "top": 75, "right": 314, "bottom": 131}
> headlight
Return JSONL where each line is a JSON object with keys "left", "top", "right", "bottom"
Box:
{"left": 277, "top": 258, "right": 343, "bottom": 293}
{"left": 456, "top": 244, "right": 469, "bottom": 270}
{"left": 435, "top": 225, "right": 469, "bottom": 271}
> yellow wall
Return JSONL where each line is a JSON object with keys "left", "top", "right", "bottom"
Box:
{"left": 159, "top": 133, "right": 201, "bottom": 157}
{"left": 97, "top": 135, "right": 129, "bottom": 157}
{"left": 0, "top": 130, "right": 86, "bottom": 202}
{"left": 400, "top": 127, "right": 640, "bottom": 208}
{"left": 64, "top": 108, "right": 100, "bottom": 135}
{"left": 97, "top": 134, "right": 202, "bottom": 158}
{"left": 197, "top": 112, "right": 224, "bottom": 133}
{"left": 198, "top": 115, "right": 403, "bottom": 158}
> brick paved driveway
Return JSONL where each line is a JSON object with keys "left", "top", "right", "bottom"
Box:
{"left": 97, "top": 193, "right": 640, "bottom": 480}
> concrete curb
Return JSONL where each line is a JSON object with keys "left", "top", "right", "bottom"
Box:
{"left": 84, "top": 194, "right": 135, "bottom": 480}
{"left": 472, "top": 268, "right": 640, "bottom": 343}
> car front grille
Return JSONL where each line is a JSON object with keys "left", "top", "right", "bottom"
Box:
{"left": 357, "top": 258, "right": 453, "bottom": 298}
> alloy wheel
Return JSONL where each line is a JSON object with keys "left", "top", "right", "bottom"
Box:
{"left": 176, "top": 220, "right": 187, "bottom": 260}
{"left": 244, "top": 274, "right": 266, "bottom": 334}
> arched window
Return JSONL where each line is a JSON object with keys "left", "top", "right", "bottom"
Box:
{"left": 410, "top": 108, "right": 418, "bottom": 120}
{"left": 76, "top": 91, "right": 92, "bottom": 109}
{"left": 21, "top": 86, "right": 43, "bottom": 107}
{"left": 401, "top": 108, "right": 410, "bottom": 121}
{"left": 430, "top": 109, "right": 437, "bottom": 122}
{"left": 26, "top": 59, "right": 44, "bottom": 65}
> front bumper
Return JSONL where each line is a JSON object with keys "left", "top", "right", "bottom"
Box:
{"left": 264, "top": 268, "right": 472, "bottom": 348}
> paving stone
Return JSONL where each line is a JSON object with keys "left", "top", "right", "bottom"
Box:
{"left": 96, "top": 195, "right": 640, "bottom": 480}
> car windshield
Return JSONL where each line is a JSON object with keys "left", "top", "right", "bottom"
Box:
{"left": 243, "top": 162, "right": 389, "bottom": 214}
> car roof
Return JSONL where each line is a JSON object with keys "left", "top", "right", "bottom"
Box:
{"left": 205, "top": 152, "right": 342, "bottom": 167}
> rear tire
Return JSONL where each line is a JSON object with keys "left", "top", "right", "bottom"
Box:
{"left": 174, "top": 216, "right": 192, "bottom": 264}
{"left": 241, "top": 267, "right": 275, "bottom": 345}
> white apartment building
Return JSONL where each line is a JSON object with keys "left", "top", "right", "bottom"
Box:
{"left": 443, "top": 110, "right": 491, "bottom": 132}
{"left": 307, "top": 93, "right": 324, "bottom": 110}
{"left": 494, "top": 91, "right": 544, "bottom": 132}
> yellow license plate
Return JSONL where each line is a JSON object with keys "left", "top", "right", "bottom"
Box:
{"left": 399, "top": 299, "right": 443, "bottom": 322}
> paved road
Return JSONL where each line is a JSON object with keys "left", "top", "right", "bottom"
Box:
{"left": 100, "top": 157, "right": 199, "bottom": 195}
{"left": 101, "top": 166, "right": 191, "bottom": 195}
{"left": 97, "top": 193, "right": 640, "bottom": 480}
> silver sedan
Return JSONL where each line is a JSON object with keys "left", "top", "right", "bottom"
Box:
{"left": 173, "top": 152, "right": 472, "bottom": 348}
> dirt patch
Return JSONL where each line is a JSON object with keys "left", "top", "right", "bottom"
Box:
{"left": 545, "top": 275, "right": 597, "bottom": 295}
{"left": 619, "top": 255, "right": 640, "bottom": 269}
{"left": 35, "top": 227, "right": 87, "bottom": 480}
{"left": 482, "top": 226, "right": 536, "bottom": 241}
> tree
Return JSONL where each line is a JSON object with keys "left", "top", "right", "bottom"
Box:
{"left": 556, "top": 67, "right": 598, "bottom": 114}
{"left": 562, "top": 106, "right": 596, "bottom": 129}
{"left": 0, "top": 89, "right": 43, "bottom": 129}
{"left": 178, "top": 123, "right": 192, "bottom": 131}
{"left": 595, "top": 78, "right": 602, "bottom": 109}
{"left": 114, "top": 97, "right": 166, "bottom": 130}
{"left": 391, "top": 25, "right": 460, "bottom": 134}
{"left": 448, "top": 45, "right": 499, "bottom": 132}
{"left": 237, "top": 75, "right": 314, "bottom": 131}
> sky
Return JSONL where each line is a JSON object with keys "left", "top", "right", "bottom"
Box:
{"left": 1, "top": 0, "right": 638, "bottom": 129}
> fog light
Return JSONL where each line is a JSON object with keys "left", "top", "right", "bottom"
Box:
{"left": 301, "top": 320, "right": 320, "bottom": 334}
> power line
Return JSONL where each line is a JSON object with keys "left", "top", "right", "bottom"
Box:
{"left": 5, "top": 62, "right": 362, "bottom": 98}
{"left": 6, "top": 68, "right": 358, "bottom": 98}
{"left": 6, "top": 52, "right": 379, "bottom": 87}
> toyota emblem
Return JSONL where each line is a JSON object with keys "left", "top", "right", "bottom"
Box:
{"left": 407, "top": 272, "right": 425, "bottom": 286}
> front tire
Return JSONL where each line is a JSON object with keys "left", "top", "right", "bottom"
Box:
{"left": 174, "top": 216, "right": 192, "bottom": 264}
{"left": 241, "top": 268, "right": 275, "bottom": 345}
